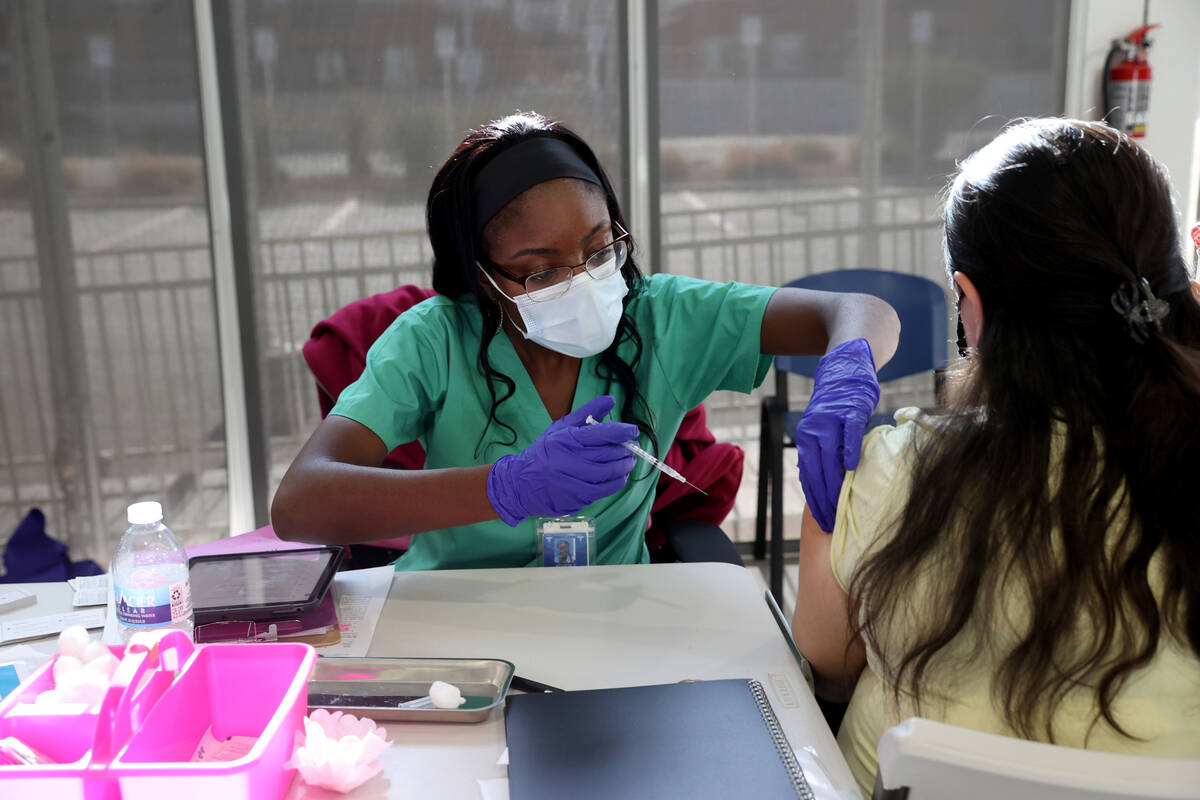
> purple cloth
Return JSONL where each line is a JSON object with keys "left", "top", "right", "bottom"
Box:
{"left": 1, "top": 508, "right": 104, "bottom": 583}
{"left": 184, "top": 524, "right": 310, "bottom": 559}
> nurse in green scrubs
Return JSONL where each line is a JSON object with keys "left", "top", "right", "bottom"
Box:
{"left": 271, "top": 112, "right": 900, "bottom": 570}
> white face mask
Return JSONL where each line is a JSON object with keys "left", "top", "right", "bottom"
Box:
{"left": 480, "top": 260, "right": 629, "bottom": 358}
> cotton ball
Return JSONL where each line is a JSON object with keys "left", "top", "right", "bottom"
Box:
{"left": 52, "top": 655, "right": 83, "bottom": 686}
{"left": 54, "top": 670, "right": 87, "bottom": 703}
{"left": 58, "top": 626, "right": 91, "bottom": 659}
{"left": 83, "top": 652, "right": 119, "bottom": 679}
{"left": 77, "top": 671, "right": 109, "bottom": 709}
{"left": 58, "top": 669, "right": 107, "bottom": 708}
{"left": 35, "top": 688, "right": 61, "bottom": 706}
{"left": 82, "top": 641, "right": 110, "bottom": 664}
{"left": 428, "top": 680, "right": 465, "bottom": 709}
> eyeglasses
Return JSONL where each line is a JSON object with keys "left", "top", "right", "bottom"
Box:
{"left": 484, "top": 222, "right": 631, "bottom": 302}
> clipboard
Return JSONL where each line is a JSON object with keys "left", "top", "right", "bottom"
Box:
{"left": 193, "top": 590, "right": 341, "bottom": 646}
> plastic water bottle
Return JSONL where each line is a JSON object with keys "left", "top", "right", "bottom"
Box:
{"left": 111, "top": 501, "right": 193, "bottom": 643}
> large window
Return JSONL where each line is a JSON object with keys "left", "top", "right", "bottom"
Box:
{"left": 235, "top": 0, "right": 626, "bottom": 511}
{"left": 657, "top": 0, "right": 1068, "bottom": 539}
{"left": 1, "top": 0, "right": 1068, "bottom": 563}
{"left": 1, "top": 0, "right": 220, "bottom": 558}
{"left": 0, "top": 0, "right": 626, "bottom": 561}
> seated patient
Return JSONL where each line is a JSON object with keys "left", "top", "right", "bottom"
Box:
{"left": 791, "top": 118, "right": 1200, "bottom": 796}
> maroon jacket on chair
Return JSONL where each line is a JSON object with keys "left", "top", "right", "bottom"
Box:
{"left": 300, "top": 285, "right": 742, "bottom": 554}
{"left": 302, "top": 284, "right": 437, "bottom": 476}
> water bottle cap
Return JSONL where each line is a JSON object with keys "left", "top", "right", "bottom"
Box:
{"left": 127, "top": 501, "right": 163, "bottom": 525}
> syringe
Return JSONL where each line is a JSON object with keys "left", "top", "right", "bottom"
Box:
{"left": 585, "top": 415, "right": 708, "bottom": 495}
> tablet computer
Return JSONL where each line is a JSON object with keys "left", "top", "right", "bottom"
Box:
{"left": 188, "top": 546, "right": 343, "bottom": 626}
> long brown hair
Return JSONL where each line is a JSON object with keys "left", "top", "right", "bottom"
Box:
{"left": 849, "top": 119, "right": 1200, "bottom": 741}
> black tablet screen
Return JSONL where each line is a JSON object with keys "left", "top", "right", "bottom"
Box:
{"left": 190, "top": 549, "right": 336, "bottom": 610}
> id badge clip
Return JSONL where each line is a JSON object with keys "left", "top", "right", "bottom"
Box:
{"left": 536, "top": 516, "right": 595, "bottom": 567}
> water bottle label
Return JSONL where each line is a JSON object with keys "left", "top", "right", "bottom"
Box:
{"left": 115, "top": 579, "right": 192, "bottom": 626}
{"left": 168, "top": 579, "right": 192, "bottom": 623}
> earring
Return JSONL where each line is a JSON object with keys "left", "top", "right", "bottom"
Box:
{"left": 497, "top": 303, "right": 505, "bottom": 333}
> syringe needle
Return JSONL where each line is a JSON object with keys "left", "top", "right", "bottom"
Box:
{"left": 585, "top": 415, "right": 708, "bottom": 495}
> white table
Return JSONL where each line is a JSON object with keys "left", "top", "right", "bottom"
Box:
{"left": 0, "top": 582, "right": 81, "bottom": 675}
{"left": 1, "top": 564, "right": 857, "bottom": 799}
{"left": 311, "top": 562, "right": 856, "bottom": 799}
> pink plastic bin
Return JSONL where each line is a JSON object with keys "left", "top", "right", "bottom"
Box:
{"left": 109, "top": 640, "right": 315, "bottom": 800}
{"left": 0, "top": 631, "right": 315, "bottom": 800}
{"left": 0, "top": 644, "right": 119, "bottom": 800}
{"left": 0, "top": 634, "right": 186, "bottom": 800}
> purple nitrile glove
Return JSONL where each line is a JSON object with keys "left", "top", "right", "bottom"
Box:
{"left": 487, "top": 395, "right": 639, "bottom": 527}
{"left": 794, "top": 338, "right": 880, "bottom": 533}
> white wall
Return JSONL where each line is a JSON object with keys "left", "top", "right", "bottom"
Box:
{"left": 1065, "top": 0, "right": 1200, "bottom": 257}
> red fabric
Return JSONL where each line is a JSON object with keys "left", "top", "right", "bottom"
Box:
{"left": 301, "top": 286, "right": 435, "bottom": 552}
{"left": 302, "top": 285, "right": 436, "bottom": 472}
{"left": 300, "top": 285, "right": 742, "bottom": 554}
{"left": 645, "top": 404, "right": 744, "bottom": 551}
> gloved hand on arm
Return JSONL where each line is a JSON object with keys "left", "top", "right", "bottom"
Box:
{"left": 488, "top": 395, "right": 639, "bottom": 526}
{"left": 793, "top": 338, "right": 881, "bottom": 533}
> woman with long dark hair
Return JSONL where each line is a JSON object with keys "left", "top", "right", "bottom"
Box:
{"left": 791, "top": 118, "right": 1200, "bottom": 794}
{"left": 273, "top": 111, "right": 899, "bottom": 570}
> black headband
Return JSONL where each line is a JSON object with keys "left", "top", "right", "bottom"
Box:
{"left": 471, "top": 135, "right": 602, "bottom": 241}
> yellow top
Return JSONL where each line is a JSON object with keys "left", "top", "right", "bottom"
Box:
{"left": 830, "top": 408, "right": 1200, "bottom": 797}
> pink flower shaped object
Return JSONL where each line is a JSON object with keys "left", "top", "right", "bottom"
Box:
{"left": 287, "top": 709, "right": 392, "bottom": 793}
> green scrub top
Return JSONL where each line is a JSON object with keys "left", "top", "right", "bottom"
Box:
{"left": 330, "top": 272, "right": 775, "bottom": 570}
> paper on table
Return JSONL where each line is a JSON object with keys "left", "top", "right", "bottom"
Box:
{"left": 0, "top": 590, "right": 37, "bottom": 615}
{"left": 70, "top": 575, "right": 110, "bottom": 607}
{"left": 315, "top": 565, "right": 392, "bottom": 658}
{"left": 101, "top": 582, "right": 121, "bottom": 645}
{"left": 477, "top": 777, "right": 511, "bottom": 800}
{"left": 0, "top": 640, "right": 60, "bottom": 687}
{"left": 70, "top": 575, "right": 109, "bottom": 592}
{"left": 72, "top": 589, "right": 109, "bottom": 608}
{"left": 0, "top": 607, "right": 106, "bottom": 645}
{"left": 473, "top": 748, "right": 512, "bottom": 800}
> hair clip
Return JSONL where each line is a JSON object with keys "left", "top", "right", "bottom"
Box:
{"left": 1110, "top": 277, "right": 1169, "bottom": 343}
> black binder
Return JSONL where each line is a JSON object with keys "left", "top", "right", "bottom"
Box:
{"left": 504, "top": 679, "right": 814, "bottom": 800}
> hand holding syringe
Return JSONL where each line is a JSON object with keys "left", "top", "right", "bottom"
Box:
{"left": 585, "top": 415, "right": 707, "bottom": 495}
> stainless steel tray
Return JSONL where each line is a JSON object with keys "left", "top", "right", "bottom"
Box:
{"left": 307, "top": 657, "right": 515, "bottom": 722}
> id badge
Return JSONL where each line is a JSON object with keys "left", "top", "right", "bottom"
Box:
{"left": 536, "top": 516, "right": 594, "bottom": 567}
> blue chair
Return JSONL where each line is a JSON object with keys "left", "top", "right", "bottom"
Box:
{"left": 754, "top": 269, "right": 950, "bottom": 603}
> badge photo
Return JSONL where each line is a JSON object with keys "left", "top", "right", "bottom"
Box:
{"left": 535, "top": 516, "right": 594, "bottom": 567}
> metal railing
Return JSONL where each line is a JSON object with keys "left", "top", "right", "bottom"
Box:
{"left": 660, "top": 188, "right": 949, "bottom": 432}
{"left": 0, "top": 188, "right": 948, "bottom": 558}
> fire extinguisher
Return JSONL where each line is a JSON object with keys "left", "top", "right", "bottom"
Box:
{"left": 1103, "top": 24, "right": 1160, "bottom": 138}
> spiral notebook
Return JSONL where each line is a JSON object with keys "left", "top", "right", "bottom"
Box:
{"left": 504, "top": 678, "right": 814, "bottom": 800}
